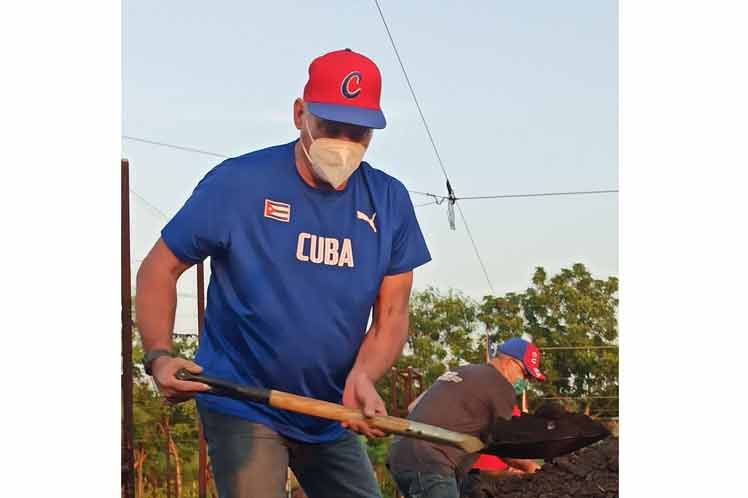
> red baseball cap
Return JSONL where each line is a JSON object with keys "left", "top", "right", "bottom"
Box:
{"left": 497, "top": 338, "right": 546, "bottom": 381}
{"left": 303, "top": 49, "right": 386, "bottom": 129}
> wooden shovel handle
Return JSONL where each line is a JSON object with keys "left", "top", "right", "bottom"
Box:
{"left": 176, "top": 369, "right": 483, "bottom": 452}
{"left": 269, "top": 390, "right": 410, "bottom": 433}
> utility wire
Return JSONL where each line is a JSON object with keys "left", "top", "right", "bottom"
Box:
{"left": 123, "top": 135, "right": 228, "bottom": 159}
{"left": 408, "top": 190, "right": 437, "bottom": 197}
{"left": 372, "top": 0, "right": 495, "bottom": 293}
{"left": 455, "top": 203, "right": 494, "bottom": 293}
{"left": 125, "top": 135, "right": 616, "bottom": 204}
{"left": 541, "top": 345, "right": 619, "bottom": 351}
{"left": 409, "top": 189, "right": 619, "bottom": 202}
{"left": 542, "top": 396, "right": 618, "bottom": 400}
{"left": 459, "top": 189, "right": 619, "bottom": 200}
{"left": 414, "top": 200, "right": 438, "bottom": 208}
{"left": 372, "top": 0, "right": 450, "bottom": 183}
{"left": 129, "top": 188, "right": 170, "bottom": 221}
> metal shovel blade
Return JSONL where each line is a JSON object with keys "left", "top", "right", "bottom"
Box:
{"left": 483, "top": 434, "right": 609, "bottom": 459}
{"left": 482, "top": 412, "right": 611, "bottom": 459}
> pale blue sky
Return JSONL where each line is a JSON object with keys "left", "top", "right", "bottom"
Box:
{"left": 123, "top": 0, "right": 617, "bottom": 331}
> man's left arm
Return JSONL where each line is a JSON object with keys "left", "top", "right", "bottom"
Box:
{"left": 341, "top": 270, "right": 413, "bottom": 437}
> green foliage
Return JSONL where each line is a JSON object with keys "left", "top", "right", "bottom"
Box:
{"left": 132, "top": 335, "right": 206, "bottom": 497}
{"left": 400, "top": 287, "right": 484, "bottom": 384}
{"left": 364, "top": 437, "right": 399, "bottom": 498}
{"left": 387, "top": 263, "right": 619, "bottom": 418}
{"left": 478, "top": 263, "right": 619, "bottom": 415}
{"left": 364, "top": 435, "right": 389, "bottom": 466}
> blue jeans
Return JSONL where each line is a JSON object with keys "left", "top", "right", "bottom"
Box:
{"left": 390, "top": 470, "right": 459, "bottom": 498}
{"left": 199, "top": 407, "right": 382, "bottom": 498}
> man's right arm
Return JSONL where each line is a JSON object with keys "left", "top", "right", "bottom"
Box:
{"left": 136, "top": 238, "right": 210, "bottom": 402}
{"left": 136, "top": 239, "right": 188, "bottom": 351}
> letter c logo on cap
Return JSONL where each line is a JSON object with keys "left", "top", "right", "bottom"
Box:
{"left": 341, "top": 71, "right": 362, "bottom": 99}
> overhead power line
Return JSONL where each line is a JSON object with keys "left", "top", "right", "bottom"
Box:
{"left": 409, "top": 189, "right": 619, "bottom": 202}
{"left": 372, "top": 0, "right": 450, "bottom": 183}
{"left": 414, "top": 200, "right": 439, "bottom": 208}
{"left": 455, "top": 203, "right": 494, "bottom": 292}
{"left": 372, "top": 0, "right": 495, "bottom": 293}
{"left": 542, "top": 396, "right": 618, "bottom": 400}
{"left": 409, "top": 190, "right": 444, "bottom": 199}
{"left": 459, "top": 189, "right": 619, "bottom": 200}
{"left": 124, "top": 135, "right": 616, "bottom": 204}
{"left": 123, "top": 135, "right": 228, "bottom": 159}
{"left": 129, "top": 188, "right": 169, "bottom": 220}
{"left": 541, "top": 345, "right": 619, "bottom": 351}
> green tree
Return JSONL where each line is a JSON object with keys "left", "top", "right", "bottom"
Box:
{"left": 364, "top": 436, "right": 398, "bottom": 498}
{"left": 378, "top": 263, "right": 618, "bottom": 422}
{"left": 400, "top": 286, "right": 483, "bottom": 384}
{"left": 132, "top": 332, "right": 205, "bottom": 498}
{"left": 479, "top": 263, "right": 619, "bottom": 416}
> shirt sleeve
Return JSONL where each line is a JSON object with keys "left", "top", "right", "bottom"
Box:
{"left": 386, "top": 180, "right": 432, "bottom": 275}
{"left": 161, "top": 163, "right": 233, "bottom": 264}
{"left": 491, "top": 382, "right": 517, "bottom": 422}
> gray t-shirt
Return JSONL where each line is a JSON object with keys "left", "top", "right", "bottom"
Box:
{"left": 387, "top": 364, "right": 515, "bottom": 476}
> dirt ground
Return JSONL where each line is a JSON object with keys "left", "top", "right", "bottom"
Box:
{"left": 462, "top": 438, "right": 618, "bottom": 498}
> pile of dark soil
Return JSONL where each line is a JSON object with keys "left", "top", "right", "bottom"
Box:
{"left": 463, "top": 438, "right": 618, "bottom": 498}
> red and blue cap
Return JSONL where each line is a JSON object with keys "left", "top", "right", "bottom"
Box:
{"left": 303, "top": 49, "right": 386, "bottom": 129}
{"left": 497, "top": 338, "right": 546, "bottom": 381}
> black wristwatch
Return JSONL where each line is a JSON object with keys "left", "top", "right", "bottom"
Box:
{"left": 143, "top": 349, "right": 173, "bottom": 376}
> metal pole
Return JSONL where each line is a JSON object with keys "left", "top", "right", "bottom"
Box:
{"left": 197, "top": 262, "right": 208, "bottom": 498}
{"left": 121, "top": 159, "right": 135, "bottom": 498}
{"left": 165, "top": 413, "right": 172, "bottom": 498}
{"left": 404, "top": 367, "right": 413, "bottom": 408}
{"left": 389, "top": 367, "right": 397, "bottom": 415}
{"left": 413, "top": 370, "right": 423, "bottom": 397}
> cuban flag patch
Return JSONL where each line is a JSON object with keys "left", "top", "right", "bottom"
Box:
{"left": 264, "top": 199, "right": 291, "bottom": 223}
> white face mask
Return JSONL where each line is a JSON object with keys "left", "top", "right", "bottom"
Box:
{"left": 301, "top": 117, "right": 367, "bottom": 189}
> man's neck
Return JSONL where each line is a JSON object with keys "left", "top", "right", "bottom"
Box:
{"left": 488, "top": 357, "right": 512, "bottom": 384}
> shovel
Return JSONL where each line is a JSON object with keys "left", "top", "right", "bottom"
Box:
{"left": 482, "top": 411, "right": 611, "bottom": 459}
{"left": 177, "top": 370, "right": 609, "bottom": 459}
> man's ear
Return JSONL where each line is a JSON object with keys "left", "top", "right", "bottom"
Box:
{"left": 293, "top": 98, "right": 305, "bottom": 130}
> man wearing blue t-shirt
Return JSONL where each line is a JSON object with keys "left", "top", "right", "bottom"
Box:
{"left": 135, "top": 49, "right": 431, "bottom": 498}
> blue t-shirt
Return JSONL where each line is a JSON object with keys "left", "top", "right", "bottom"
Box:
{"left": 161, "top": 140, "right": 431, "bottom": 442}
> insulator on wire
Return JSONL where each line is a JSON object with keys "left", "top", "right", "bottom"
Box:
{"left": 446, "top": 180, "right": 457, "bottom": 231}
{"left": 447, "top": 202, "right": 455, "bottom": 230}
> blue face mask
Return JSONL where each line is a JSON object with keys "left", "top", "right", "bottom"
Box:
{"left": 512, "top": 378, "right": 529, "bottom": 395}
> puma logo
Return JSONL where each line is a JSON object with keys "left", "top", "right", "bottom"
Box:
{"left": 356, "top": 210, "right": 377, "bottom": 233}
